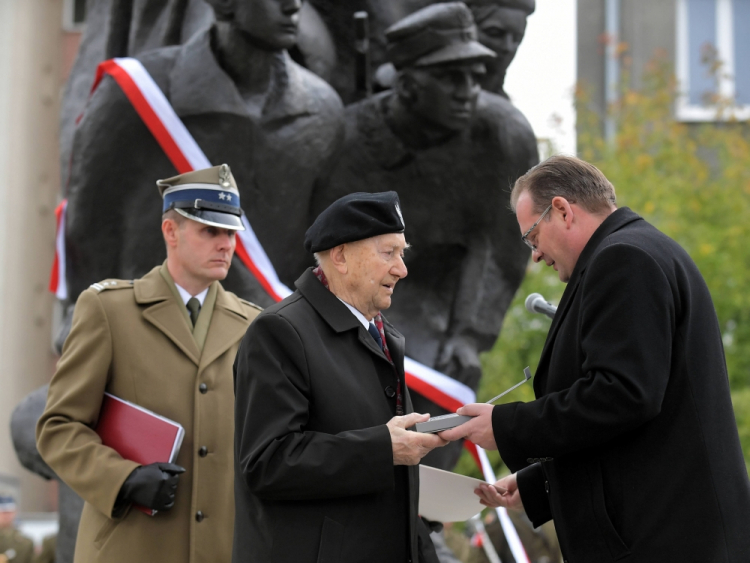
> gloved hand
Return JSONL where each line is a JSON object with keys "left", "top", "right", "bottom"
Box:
{"left": 117, "top": 462, "right": 185, "bottom": 512}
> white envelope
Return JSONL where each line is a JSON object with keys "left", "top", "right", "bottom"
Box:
{"left": 418, "top": 464, "right": 487, "bottom": 522}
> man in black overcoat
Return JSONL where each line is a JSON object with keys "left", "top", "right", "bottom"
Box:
{"left": 315, "top": 3, "right": 538, "bottom": 471}
{"left": 442, "top": 156, "right": 750, "bottom": 562}
{"left": 233, "top": 192, "right": 447, "bottom": 563}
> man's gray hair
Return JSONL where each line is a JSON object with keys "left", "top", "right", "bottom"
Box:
{"left": 511, "top": 155, "right": 616, "bottom": 215}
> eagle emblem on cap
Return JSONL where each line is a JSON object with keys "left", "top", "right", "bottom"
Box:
{"left": 395, "top": 203, "right": 405, "bottom": 228}
{"left": 219, "top": 164, "right": 232, "bottom": 188}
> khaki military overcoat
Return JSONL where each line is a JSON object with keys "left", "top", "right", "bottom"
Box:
{"left": 37, "top": 265, "right": 260, "bottom": 563}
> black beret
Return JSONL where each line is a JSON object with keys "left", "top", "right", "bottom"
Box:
{"left": 305, "top": 192, "right": 406, "bottom": 253}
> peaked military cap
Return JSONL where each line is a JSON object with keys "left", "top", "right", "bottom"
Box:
{"left": 385, "top": 2, "right": 496, "bottom": 70}
{"left": 305, "top": 191, "right": 405, "bottom": 253}
{"left": 465, "top": 0, "right": 535, "bottom": 14}
{"left": 0, "top": 495, "right": 16, "bottom": 512}
{"left": 157, "top": 164, "right": 245, "bottom": 230}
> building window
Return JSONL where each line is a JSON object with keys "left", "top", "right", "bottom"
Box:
{"left": 676, "top": 0, "right": 750, "bottom": 120}
{"left": 62, "top": 0, "right": 87, "bottom": 32}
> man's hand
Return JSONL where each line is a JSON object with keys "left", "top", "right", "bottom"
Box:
{"left": 474, "top": 473, "right": 524, "bottom": 510}
{"left": 118, "top": 462, "right": 185, "bottom": 511}
{"left": 437, "top": 403, "right": 497, "bottom": 450}
{"left": 388, "top": 413, "right": 448, "bottom": 465}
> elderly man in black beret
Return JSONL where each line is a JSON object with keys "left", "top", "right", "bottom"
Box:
{"left": 233, "top": 191, "right": 446, "bottom": 563}
{"left": 315, "top": 2, "right": 538, "bottom": 471}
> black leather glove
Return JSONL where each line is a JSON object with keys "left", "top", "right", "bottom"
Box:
{"left": 117, "top": 462, "right": 185, "bottom": 512}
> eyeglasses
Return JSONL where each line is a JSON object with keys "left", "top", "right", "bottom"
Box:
{"left": 521, "top": 203, "right": 552, "bottom": 252}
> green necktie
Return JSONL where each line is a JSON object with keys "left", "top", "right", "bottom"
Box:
{"left": 187, "top": 297, "right": 201, "bottom": 327}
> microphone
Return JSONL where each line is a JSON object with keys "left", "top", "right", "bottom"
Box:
{"left": 525, "top": 293, "right": 557, "bottom": 320}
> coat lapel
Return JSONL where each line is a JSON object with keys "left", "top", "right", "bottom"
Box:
{"left": 135, "top": 267, "right": 201, "bottom": 365}
{"left": 534, "top": 208, "right": 644, "bottom": 394}
{"left": 198, "top": 285, "right": 254, "bottom": 373}
{"left": 295, "top": 269, "right": 394, "bottom": 363}
{"left": 383, "top": 318, "right": 406, "bottom": 376}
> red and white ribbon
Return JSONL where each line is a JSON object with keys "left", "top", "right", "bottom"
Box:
{"left": 49, "top": 200, "right": 68, "bottom": 299}
{"left": 50, "top": 56, "right": 529, "bottom": 563}
{"left": 235, "top": 215, "right": 293, "bottom": 303}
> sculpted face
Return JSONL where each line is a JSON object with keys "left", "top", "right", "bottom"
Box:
{"left": 233, "top": 0, "right": 302, "bottom": 50}
{"left": 334, "top": 233, "right": 409, "bottom": 320}
{"left": 167, "top": 218, "right": 236, "bottom": 287}
{"left": 473, "top": 7, "right": 528, "bottom": 80}
{"left": 406, "top": 62, "right": 485, "bottom": 131}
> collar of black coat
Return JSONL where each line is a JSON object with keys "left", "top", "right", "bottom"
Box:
{"left": 295, "top": 267, "right": 407, "bottom": 370}
{"left": 168, "top": 27, "right": 321, "bottom": 121}
{"left": 294, "top": 268, "right": 404, "bottom": 341}
{"left": 295, "top": 267, "right": 371, "bottom": 333}
{"left": 566, "top": 206, "right": 642, "bottom": 287}
{"left": 534, "top": 207, "right": 642, "bottom": 391}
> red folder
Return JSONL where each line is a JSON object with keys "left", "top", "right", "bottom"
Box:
{"left": 95, "top": 393, "right": 185, "bottom": 516}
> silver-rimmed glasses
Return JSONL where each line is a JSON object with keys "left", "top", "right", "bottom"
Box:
{"left": 521, "top": 203, "right": 552, "bottom": 251}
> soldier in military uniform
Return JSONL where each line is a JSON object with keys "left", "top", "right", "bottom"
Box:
{"left": 0, "top": 496, "right": 33, "bottom": 563}
{"left": 315, "top": 2, "right": 538, "bottom": 469}
{"left": 37, "top": 165, "right": 261, "bottom": 563}
{"left": 0, "top": 499, "right": 32, "bottom": 563}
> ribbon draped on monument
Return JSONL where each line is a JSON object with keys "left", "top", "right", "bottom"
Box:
{"left": 49, "top": 57, "right": 528, "bottom": 563}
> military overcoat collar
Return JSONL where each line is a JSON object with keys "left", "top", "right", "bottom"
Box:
{"left": 134, "top": 266, "right": 252, "bottom": 369}
{"left": 294, "top": 268, "right": 405, "bottom": 366}
{"left": 169, "top": 27, "right": 321, "bottom": 122}
{"left": 534, "top": 207, "right": 643, "bottom": 394}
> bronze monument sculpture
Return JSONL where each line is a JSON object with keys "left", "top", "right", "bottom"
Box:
{"left": 63, "top": 0, "right": 344, "bottom": 307}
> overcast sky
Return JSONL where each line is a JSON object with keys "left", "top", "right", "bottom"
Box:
{"left": 504, "top": 0, "right": 578, "bottom": 156}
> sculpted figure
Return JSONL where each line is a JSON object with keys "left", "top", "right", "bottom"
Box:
{"left": 314, "top": 2, "right": 539, "bottom": 469}
{"left": 64, "top": 0, "right": 344, "bottom": 308}
{"left": 466, "top": 0, "right": 535, "bottom": 98}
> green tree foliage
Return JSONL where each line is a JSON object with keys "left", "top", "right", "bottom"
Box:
{"left": 454, "top": 58, "right": 750, "bottom": 479}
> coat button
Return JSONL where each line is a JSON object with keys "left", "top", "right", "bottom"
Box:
{"left": 196, "top": 511, "right": 204, "bottom": 522}
{"left": 199, "top": 446, "right": 208, "bottom": 457}
{"left": 384, "top": 386, "right": 396, "bottom": 398}
{"left": 199, "top": 383, "right": 208, "bottom": 394}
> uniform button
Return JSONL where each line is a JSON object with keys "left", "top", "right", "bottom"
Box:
{"left": 196, "top": 511, "right": 204, "bottom": 522}
{"left": 384, "top": 386, "right": 396, "bottom": 398}
{"left": 199, "top": 446, "right": 208, "bottom": 457}
{"left": 199, "top": 383, "right": 208, "bottom": 394}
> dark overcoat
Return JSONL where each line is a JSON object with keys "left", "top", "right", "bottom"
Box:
{"left": 233, "top": 269, "right": 429, "bottom": 563}
{"left": 493, "top": 208, "right": 750, "bottom": 562}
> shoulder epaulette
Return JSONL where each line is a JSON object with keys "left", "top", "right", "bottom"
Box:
{"left": 89, "top": 279, "right": 134, "bottom": 293}
{"left": 239, "top": 298, "right": 263, "bottom": 312}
